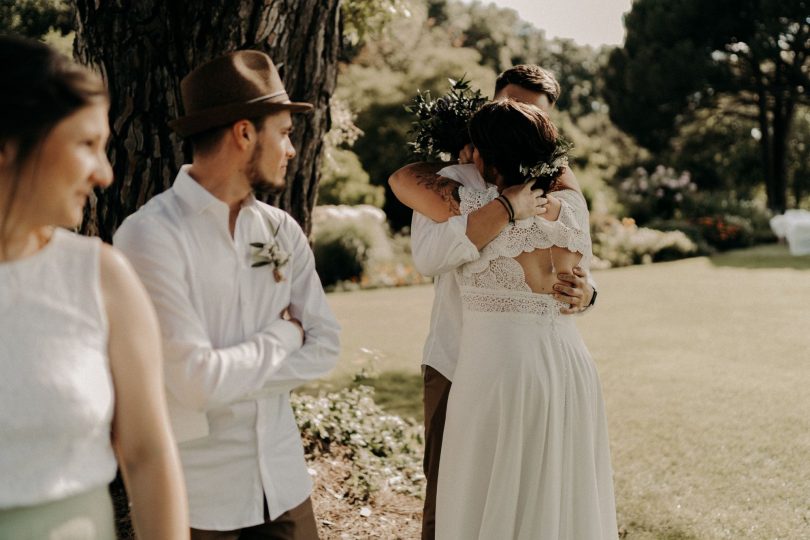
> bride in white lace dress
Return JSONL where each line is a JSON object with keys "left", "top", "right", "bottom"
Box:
{"left": 397, "top": 100, "right": 617, "bottom": 539}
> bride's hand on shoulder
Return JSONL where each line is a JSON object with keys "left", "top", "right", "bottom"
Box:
{"left": 502, "top": 183, "right": 546, "bottom": 221}
{"left": 502, "top": 183, "right": 561, "bottom": 221}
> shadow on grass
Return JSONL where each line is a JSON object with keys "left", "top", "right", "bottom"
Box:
{"left": 622, "top": 521, "right": 702, "bottom": 540}
{"left": 299, "top": 370, "right": 424, "bottom": 423}
{"left": 351, "top": 371, "right": 423, "bottom": 422}
{"left": 709, "top": 243, "right": 810, "bottom": 270}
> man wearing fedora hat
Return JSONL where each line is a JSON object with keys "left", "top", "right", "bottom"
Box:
{"left": 114, "top": 50, "right": 340, "bottom": 539}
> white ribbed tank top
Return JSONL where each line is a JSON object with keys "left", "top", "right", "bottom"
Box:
{"left": 0, "top": 228, "right": 117, "bottom": 508}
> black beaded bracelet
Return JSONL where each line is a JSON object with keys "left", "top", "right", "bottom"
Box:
{"left": 497, "top": 195, "right": 515, "bottom": 223}
{"left": 493, "top": 196, "right": 511, "bottom": 222}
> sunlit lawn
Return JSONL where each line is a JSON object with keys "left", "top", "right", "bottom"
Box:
{"left": 317, "top": 243, "right": 810, "bottom": 539}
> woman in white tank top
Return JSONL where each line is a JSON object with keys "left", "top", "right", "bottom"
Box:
{"left": 0, "top": 36, "right": 188, "bottom": 539}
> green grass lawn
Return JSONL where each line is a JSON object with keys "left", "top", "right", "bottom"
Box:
{"left": 317, "top": 243, "right": 810, "bottom": 539}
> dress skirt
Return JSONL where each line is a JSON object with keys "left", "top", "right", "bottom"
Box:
{"left": 0, "top": 485, "right": 115, "bottom": 540}
{"left": 436, "top": 304, "right": 617, "bottom": 540}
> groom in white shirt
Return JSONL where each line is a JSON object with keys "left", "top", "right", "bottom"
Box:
{"left": 114, "top": 50, "right": 340, "bottom": 539}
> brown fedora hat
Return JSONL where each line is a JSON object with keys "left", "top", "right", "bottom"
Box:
{"left": 169, "top": 50, "right": 313, "bottom": 137}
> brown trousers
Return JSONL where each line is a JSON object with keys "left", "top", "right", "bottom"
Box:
{"left": 421, "top": 366, "right": 452, "bottom": 540}
{"left": 190, "top": 497, "right": 319, "bottom": 540}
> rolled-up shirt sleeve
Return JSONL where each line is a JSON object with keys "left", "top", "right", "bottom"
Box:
{"left": 410, "top": 211, "right": 481, "bottom": 277}
{"left": 114, "top": 216, "right": 305, "bottom": 411}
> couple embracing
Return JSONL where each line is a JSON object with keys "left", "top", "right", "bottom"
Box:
{"left": 390, "top": 66, "right": 618, "bottom": 539}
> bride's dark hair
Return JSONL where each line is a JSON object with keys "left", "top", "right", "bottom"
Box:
{"left": 468, "top": 99, "right": 562, "bottom": 193}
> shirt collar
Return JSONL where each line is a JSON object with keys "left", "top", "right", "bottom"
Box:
{"left": 173, "top": 165, "right": 258, "bottom": 216}
{"left": 172, "top": 165, "right": 225, "bottom": 215}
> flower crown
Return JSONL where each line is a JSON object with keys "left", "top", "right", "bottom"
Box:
{"left": 518, "top": 137, "right": 573, "bottom": 182}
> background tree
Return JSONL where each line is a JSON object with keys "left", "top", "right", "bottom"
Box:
{"left": 0, "top": 0, "right": 73, "bottom": 40}
{"left": 788, "top": 105, "right": 810, "bottom": 203}
{"left": 604, "top": 0, "right": 810, "bottom": 212}
{"left": 335, "top": 0, "right": 621, "bottom": 229}
{"left": 73, "top": 0, "right": 341, "bottom": 239}
{"left": 0, "top": 0, "right": 74, "bottom": 53}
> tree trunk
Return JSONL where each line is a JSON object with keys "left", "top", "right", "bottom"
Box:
{"left": 754, "top": 66, "right": 776, "bottom": 211}
{"left": 73, "top": 0, "right": 340, "bottom": 240}
{"left": 769, "top": 63, "right": 796, "bottom": 214}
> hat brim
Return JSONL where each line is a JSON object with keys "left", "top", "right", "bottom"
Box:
{"left": 169, "top": 99, "right": 313, "bottom": 137}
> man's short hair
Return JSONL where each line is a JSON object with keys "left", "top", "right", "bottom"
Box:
{"left": 495, "top": 65, "right": 561, "bottom": 105}
{"left": 188, "top": 116, "right": 269, "bottom": 156}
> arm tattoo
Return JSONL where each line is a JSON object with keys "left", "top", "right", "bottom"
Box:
{"left": 412, "top": 162, "right": 446, "bottom": 188}
{"left": 428, "top": 177, "right": 461, "bottom": 216}
{"left": 403, "top": 162, "right": 460, "bottom": 215}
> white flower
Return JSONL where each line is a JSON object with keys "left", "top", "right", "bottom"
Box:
{"left": 251, "top": 218, "right": 291, "bottom": 282}
{"left": 518, "top": 137, "right": 571, "bottom": 182}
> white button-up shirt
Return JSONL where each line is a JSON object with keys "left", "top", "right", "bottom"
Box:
{"left": 411, "top": 164, "right": 484, "bottom": 381}
{"left": 114, "top": 166, "right": 340, "bottom": 530}
{"left": 412, "top": 164, "right": 597, "bottom": 381}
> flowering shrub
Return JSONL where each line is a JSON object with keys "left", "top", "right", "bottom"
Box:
{"left": 311, "top": 205, "right": 430, "bottom": 289}
{"left": 617, "top": 165, "right": 698, "bottom": 224}
{"left": 686, "top": 194, "right": 773, "bottom": 245}
{"left": 592, "top": 217, "right": 699, "bottom": 268}
{"left": 693, "top": 215, "right": 755, "bottom": 251}
{"left": 311, "top": 205, "right": 388, "bottom": 287}
{"left": 292, "top": 386, "right": 424, "bottom": 503}
{"left": 616, "top": 164, "right": 773, "bottom": 251}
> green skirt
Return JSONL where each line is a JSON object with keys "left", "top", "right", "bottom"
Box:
{"left": 0, "top": 485, "right": 115, "bottom": 539}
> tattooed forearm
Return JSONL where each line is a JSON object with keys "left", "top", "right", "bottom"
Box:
{"left": 411, "top": 162, "right": 446, "bottom": 188}
{"left": 429, "top": 177, "right": 461, "bottom": 215}
{"left": 389, "top": 161, "right": 461, "bottom": 217}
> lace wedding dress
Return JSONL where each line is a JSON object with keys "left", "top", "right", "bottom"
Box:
{"left": 435, "top": 185, "right": 618, "bottom": 539}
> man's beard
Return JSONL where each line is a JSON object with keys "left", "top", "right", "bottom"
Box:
{"left": 246, "top": 141, "right": 285, "bottom": 196}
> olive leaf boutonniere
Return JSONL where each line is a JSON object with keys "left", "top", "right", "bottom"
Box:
{"left": 250, "top": 219, "right": 290, "bottom": 283}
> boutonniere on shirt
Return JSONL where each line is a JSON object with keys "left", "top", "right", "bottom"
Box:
{"left": 250, "top": 219, "right": 290, "bottom": 283}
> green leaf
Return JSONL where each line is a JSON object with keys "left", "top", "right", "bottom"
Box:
{"left": 250, "top": 242, "right": 265, "bottom": 248}
{"left": 252, "top": 261, "right": 271, "bottom": 268}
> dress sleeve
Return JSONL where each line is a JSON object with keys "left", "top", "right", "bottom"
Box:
{"left": 459, "top": 188, "right": 593, "bottom": 278}
{"left": 549, "top": 189, "right": 593, "bottom": 272}
{"left": 458, "top": 185, "right": 500, "bottom": 215}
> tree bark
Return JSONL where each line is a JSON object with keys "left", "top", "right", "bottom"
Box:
{"left": 753, "top": 63, "right": 776, "bottom": 210}
{"left": 771, "top": 89, "right": 792, "bottom": 213}
{"left": 73, "top": 0, "right": 340, "bottom": 240}
{"left": 752, "top": 59, "right": 798, "bottom": 214}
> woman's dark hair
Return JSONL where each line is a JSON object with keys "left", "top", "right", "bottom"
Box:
{"left": 0, "top": 35, "right": 107, "bottom": 245}
{"left": 468, "top": 99, "right": 561, "bottom": 193}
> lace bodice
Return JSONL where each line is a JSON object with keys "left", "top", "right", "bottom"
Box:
{"left": 456, "top": 184, "right": 593, "bottom": 316}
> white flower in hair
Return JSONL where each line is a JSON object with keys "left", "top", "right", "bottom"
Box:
{"left": 519, "top": 138, "right": 573, "bottom": 181}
